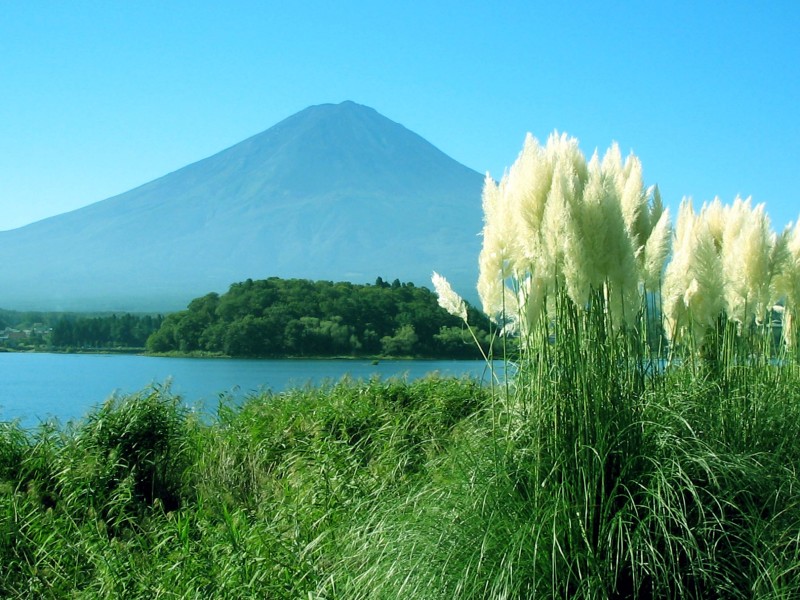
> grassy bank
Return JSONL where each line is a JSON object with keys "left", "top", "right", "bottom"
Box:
{"left": 0, "top": 377, "right": 490, "bottom": 598}
{"left": 2, "top": 364, "right": 800, "bottom": 598}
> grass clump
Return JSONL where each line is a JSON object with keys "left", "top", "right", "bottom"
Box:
{"left": 0, "top": 375, "right": 489, "bottom": 598}
{"left": 415, "top": 132, "right": 800, "bottom": 598}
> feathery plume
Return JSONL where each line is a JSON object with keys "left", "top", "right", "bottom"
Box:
{"left": 478, "top": 174, "right": 514, "bottom": 317}
{"left": 720, "top": 197, "right": 774, "bottom": 326}
{"left": 506, "top": 134, "right": 550, "bottom": 271}
{"left": 620, "top": 152, "right": 650, "bottom": 253}
{"left": 642, "top": 207, "right": 672, "bottom": 290}
{"left": 772, "top": 219, "right": 800, "bottom": 346}
{"left": 576, "top": 153, "right": 610, "bottom": 291}
{"left": 478, "top": 130, "right": 660, "bottom": 335}
{"left": 431, "top": 272, "right": 468, "bottom": 322}
{"left": 663, "top": 199, "right": 696, "bottom": 342}
{"left": 648, "top": 185, "right": 665, "bottom": 230}
{"left": 685, "top": 215, "right": 726, "bottom": 341}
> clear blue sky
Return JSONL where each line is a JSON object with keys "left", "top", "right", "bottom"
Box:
{"left": 1, "top": 1, "right": 798, "bottom": 232}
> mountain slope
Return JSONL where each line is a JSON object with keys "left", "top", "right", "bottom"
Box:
{"left": 0, "top": 101, "right": 484, "bottom": 311}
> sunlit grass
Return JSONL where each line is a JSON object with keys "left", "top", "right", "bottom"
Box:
{"left": 5, "top": 131, "right": 800, "bottom": 597}
{"left": 0, "top": 377, "right": 491, "bottom": 598}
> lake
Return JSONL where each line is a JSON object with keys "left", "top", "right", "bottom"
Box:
{"left": 0, "top": 353, "right": 497, "bottom": 428}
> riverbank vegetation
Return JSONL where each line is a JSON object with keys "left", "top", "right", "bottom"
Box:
{"left": 2, "top": 276, "right": 492, "bottom": 359}
{"left": 4, "top": 131, "right": 800, "bottom": 598}
{"left": 2, "top": 361, "right": 800, "bottom": 597}
{"left": 0, "top": 310, "right": 163, "bottom": 352}
{"left": 0, "top": 377, "right": 493, "bottom": 598}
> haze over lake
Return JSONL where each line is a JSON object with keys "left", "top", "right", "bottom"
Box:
{"left": 0, "top": 354, "right": 496, "bottom": 428}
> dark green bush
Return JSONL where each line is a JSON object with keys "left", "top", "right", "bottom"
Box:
{"left": 56, "top": 386, "right": 192, "bottom": 526}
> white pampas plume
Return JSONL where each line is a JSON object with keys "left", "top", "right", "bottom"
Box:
{"left": 576, "top": 152, "right": 609, "bottom": 290}
{"left": 544, "top": 131, "right": 588, "bottom": 196}
{"left": 719, "top": 197, "right": 749, "bottom": 321}
{"left": 597, "top": 146, "right": 641, "bottom": 326}
{"left": 648, "top": 185, "right": 665, "bottom": 230}
{"left": 663, "top": 199, "right": 696, "bottom": 342}
{"left": 431, "top": 272, "right": 468, "bottom": 322}
{"left": 743, "top": 202, "right": 774, "bottom": 323}
{"left": 477, "top": 251, "right": 503, "bottom": 318}
{"left": 478, "top": 174, "right": 515, "bottom": 317}
{"left": 506, "top": 134, "right": 550, "bottom": 269}
{"left": 685, "top": 214, "right": 726, "bottom": 341}
{"left": 602, "top": 142, "right": 624, "bottom": 191}
{"left": 703, "top": 197, "right": 726, "bottom": 251}
{"left": 771, "top": 219, "right": 800, "bottom": 346}
{"left": 620, "top": 153, "right": 649, "bottom": 252}
{"left": 540, "top": 158, "right": 570, "bottom": 289}
{"left": 721, "top": 197, "right": 774, "bottom": 326}
{"left": 664, "top": 199, "right": 726, "bottom": 343}
{"left": 642, "top": 207, "right": 672, "bottom": 290}
{"left": 480, "top": 174, "right": 513, "bottom": 277}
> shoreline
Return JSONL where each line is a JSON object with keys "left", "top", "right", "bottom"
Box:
{"left": 2, "top": 347, "right": 485, "bottom": 362}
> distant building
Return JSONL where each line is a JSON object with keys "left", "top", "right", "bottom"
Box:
{"left": 1, "top": 327, "right": 27, "bottom": 341}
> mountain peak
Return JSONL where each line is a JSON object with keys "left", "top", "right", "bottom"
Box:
{"left": 0, "top": 103, "right": 484, "bottom": 311}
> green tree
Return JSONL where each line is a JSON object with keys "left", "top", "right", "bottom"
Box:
{"left": 380, "top": 324, "right": 418, "bottom": 356}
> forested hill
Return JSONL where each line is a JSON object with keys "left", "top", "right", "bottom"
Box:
{"left": 146, "top": 277, "right": 490, "bottom": 358}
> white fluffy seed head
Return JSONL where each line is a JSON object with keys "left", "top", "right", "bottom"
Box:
{"left": 663, "top": 199, "right": 727, "bottom": 343}
{"left": 703, "top": 197, "right": 726, "bottom": 252}
{"left": 648, "top": 185, "right": 665, "bottom": 230}
{"left": 477, "top": 246, "right": 504, "bottom": 319}
{"left": 540, "top": 159, "right": 570, "bottom": 289}
{"left": 620, "top": 153, "right": 650, "bottom": 252}
{"left": 642, "top": 207, "right": 672, "bottom": 290}
{"left": 686, "top": 217, "right": 726, "bottom": 340}
{"left": 431, "top": 272, "right": 468, "bottom": 322}
{"left": 769, "top": 220, "right": 800, "bottom": 347}
{"left": 720, "top": 197, "right": 775, "bottom": 325}
{"left": 478, "top": 131, "right": 660, "bottom": 332}
{"left": 742, "top": 202, "right": 774, "bottom": 323}
{"left": 662, "top": 202, "right": 694, "bottom": 342}
{"left": 577, "top": 153, "right": 609, "bottom": 290}
{"left": 507, "top": 134, "right": 550, "bottom": 268}
{"left": 772, "top": 220, "right": 800, "bottom": 309}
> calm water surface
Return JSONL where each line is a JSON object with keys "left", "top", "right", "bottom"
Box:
{"left": 0, "top": 353, "right": 495, "bottom": 428}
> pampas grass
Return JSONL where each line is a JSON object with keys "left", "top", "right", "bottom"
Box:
{"left": 431, "top": 131, "right": 800, "bottom": 598}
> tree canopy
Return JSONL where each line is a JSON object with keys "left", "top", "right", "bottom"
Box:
{"left": 0, "top": 309, "right": 163, "bottom": 351}
{"left": 146, "top": 277, "right": 490, "bottom": 358}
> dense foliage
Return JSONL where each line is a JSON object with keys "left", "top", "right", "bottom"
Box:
{"left": 146, "top": 277, "right": 490, "bottom": 358}
{"left": 0, "top": 309, "right": 52, "bottom": 329}
{"left": 0, "top": 309, "right": 163, "bottom": 351}
{"left": 50, "top": 314, "right": 164, "bottom": 349}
